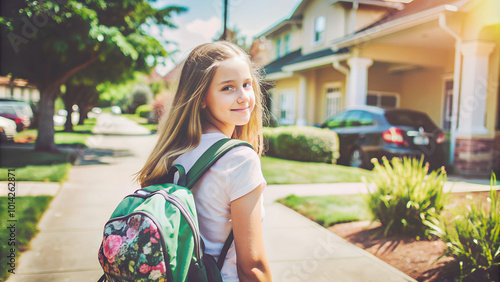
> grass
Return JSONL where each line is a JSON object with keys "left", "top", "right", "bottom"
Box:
{"left": 16, "top": 118, "right": 96, "bottom": 146}
{"left": 277, "top": 194, "right": 371, "bottom": 227}
{"left": 122, "top": 113, "right": 157, "bottom": 132}
{"left": 261, "top": 156, "right": 373, "bottom": 184}
{"left": 0, "top": 163, "right": 72, "bottom": 182}
{"left": 54, "top": 118, "right": 96, "bottom": 145}
{"left": 0, "top": 196, "right": 53, "bottom": 281}
{"left": 1, "top": 118, "right": 95, "bottom": 182}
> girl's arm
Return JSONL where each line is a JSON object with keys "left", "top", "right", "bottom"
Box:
{"left": 231, "top": 184, "right": 272, "bottom": 281}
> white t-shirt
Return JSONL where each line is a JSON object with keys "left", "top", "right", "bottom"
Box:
{"left": 173, "top": 132, "right": 266, "bottom": 281}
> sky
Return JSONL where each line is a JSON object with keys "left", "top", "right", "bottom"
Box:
{"left": 151, "top": 0, "right": 302, "bottom": 75}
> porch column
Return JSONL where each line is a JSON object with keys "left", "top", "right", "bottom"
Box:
{"left": 346, "top": 57, "right": 373, "bottom": 108}
{"left": 456, "top": 40, "right": 496, "bottom": 137}
{"left": 296, "top": 75, "right": 307, "bottom": 126}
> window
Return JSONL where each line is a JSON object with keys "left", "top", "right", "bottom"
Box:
{"left": 367, "top": 92, "right": 399, "bottom": 108}
{"left": 314, "top": 16, "right": 325, "bottom": 44}
{"left": 325, "top": 111, "right": 348, "bottom": 128}
{"left": 359, "top": 111, "right": 375, "bottom": 126}
{"left": 325, "top": 86, "right": 342, "bottom": 119}
{"left": 442, "top": 80, "right": 453, "bottom": 131}
{"left": 344, "top": 110, "right": 362, "bottom": 127}
{"left": 276, "top": 37, "right": 282, "bottom": 58}
{"left": 385, "top": 111, "right": 438, "bottom": 132}
{"left": 284, "top": 34, "right": 290, "bottom": 55}
{"left": 342, "top": 111, "right": 374, "bottom": 127}
{"left": 279, "top": 91, "right": 295, "bottom": 125}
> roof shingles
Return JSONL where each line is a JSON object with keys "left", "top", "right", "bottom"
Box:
{"left": 263, "top": 48, "right": 348, "bottom": 75}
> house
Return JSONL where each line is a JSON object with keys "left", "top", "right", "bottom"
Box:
{"left": 0, "top": 76, "right": 40, "bottom": 104}
{"left": 257, "top": 0, "right": 500, "bottom": 177}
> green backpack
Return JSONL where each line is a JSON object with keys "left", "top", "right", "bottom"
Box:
{"left": 98, "top": 139, "right": 252, "bottom": 282}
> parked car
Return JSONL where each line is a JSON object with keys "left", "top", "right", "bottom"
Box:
{"left": 111, "top": 106, "right": 122, "bottom": 115}
{"left": 0, "top": 116, "right": 17, "bottom": 143}
{"left": 0, "top": 102, "right": 30, "bottom": 132}
{"left": 320, "top": 106, "right": 446, "bottom": 170}
{"left": 0, "top": 99, "right": 34, "bottom": 125}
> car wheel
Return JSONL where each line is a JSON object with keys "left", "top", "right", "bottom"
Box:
{"left": 0, "top": 130, "right": 7, "bottom": 144}
{"left": 349, "top": 148, "right": 367, "bottom": 169}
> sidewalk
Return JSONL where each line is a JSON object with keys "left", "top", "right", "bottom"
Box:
{"left": 5, "top": 113, "right": 497, "bottom": 281}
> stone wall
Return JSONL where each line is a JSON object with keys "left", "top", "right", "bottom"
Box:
{"left": 494, "top": 133, "right": 500, "bottom": 175}
{"left": 454, "top": 138, "right": 494, "bottom": 178}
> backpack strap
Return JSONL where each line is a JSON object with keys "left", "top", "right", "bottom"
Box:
{"left": 217, "top": 230, "right": 234, "bottom": 270}
{"left": 183, "top": 138, "right": 252, "bottom": 271}
{"left": 181, "top": 138, "right": 253, "bottom": 188}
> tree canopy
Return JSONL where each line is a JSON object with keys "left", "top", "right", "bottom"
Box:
{"left": 0, "top": 0, "right": 185, "bottom": 151}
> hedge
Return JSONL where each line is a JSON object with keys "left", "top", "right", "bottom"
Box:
{"left": 135, "top": 104, "right": 152, "bottom": 119}
{"left": 263, "top": 126, "right": 339, "bottom": 163}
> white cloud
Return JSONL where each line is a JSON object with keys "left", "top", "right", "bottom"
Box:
{"left": 159, "top": 17, "right": 221, "bottom": 73}
{"left": 186, "top": 16, "right": 221, "bottom": 42}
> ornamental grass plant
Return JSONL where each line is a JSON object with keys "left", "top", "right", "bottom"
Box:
{"left": 363, "top": 156, "right": 448, "bottom": 239}
{"left": 426, "top": 174, "right": 500, "bottom": 282}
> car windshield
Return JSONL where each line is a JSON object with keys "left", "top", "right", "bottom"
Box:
{"left": 384, "top": 111, "right": 438, "bottom": 132}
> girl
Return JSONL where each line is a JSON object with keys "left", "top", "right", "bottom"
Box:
{"left": 136, "top": 41, "right": 272, "bottom": 282}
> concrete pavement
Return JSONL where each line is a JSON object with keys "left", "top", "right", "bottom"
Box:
{"left": 5, "top": 113, "right": 497, "bottom": 281}
{"left": 6, "top": 114, "right": 155, "bottom": 281}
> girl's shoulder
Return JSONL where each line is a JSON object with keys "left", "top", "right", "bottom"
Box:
{"left": 215, "top": 144, "right": 260, "bottom": 173}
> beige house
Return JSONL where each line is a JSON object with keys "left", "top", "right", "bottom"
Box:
{"left": 0, "top": 76, "right": 40, "bottom": 104}
{"left": 257, "top": 0, "right": 500, "bottom": 177}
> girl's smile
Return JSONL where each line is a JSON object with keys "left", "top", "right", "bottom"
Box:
{"left": 202, "top": 56, "right": 255, "bottom": 136}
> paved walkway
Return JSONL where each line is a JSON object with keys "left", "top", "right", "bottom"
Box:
{"left": 4, "top": 113, "right": 497, "bottom": 281}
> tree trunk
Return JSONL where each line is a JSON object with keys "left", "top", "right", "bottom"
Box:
{"left": 78, "top": 108, "right": 87, "bottom": 125}
{"left": 34, "top": 85, "right": 59, "bottom": 152}
{"left": 64, "top": 102, "right": 74, "bottom": 132}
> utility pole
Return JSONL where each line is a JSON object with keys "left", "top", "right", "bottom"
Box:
{"left": 222, "top": 0, "right": 228, "bottom": 40}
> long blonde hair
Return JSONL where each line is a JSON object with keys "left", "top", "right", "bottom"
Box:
{"left": 136, "top": 41, "right": 264, "bottom": 187}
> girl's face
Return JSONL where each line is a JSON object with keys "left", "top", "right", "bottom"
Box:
{"left": 202, "top": 56, "right": 255, "bottom": 136}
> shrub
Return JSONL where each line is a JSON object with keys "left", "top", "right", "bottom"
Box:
{"left": 426, "top": 174, "right": 499, "bottom": 282}
{"left": 263, "top": 126, "right": 339, "bottom": 163}
{"left": 135, "top": 104, "right": 152, "bottom": 119}
{"left": 363, "top": 156, "right": 448, "bottom": 239}
{"left": 150, "top": 94, "right": 166, "bottom": 124}
{"left": 128, "top": 84, "right": 153, "bottom": 114}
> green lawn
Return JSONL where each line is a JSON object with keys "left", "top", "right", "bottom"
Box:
{"left": 0, "top": 196, "right": 53, "bottom": 281}
{"left": 122, "top": 114, "right": 157, "bottom": 132}
{"left": 0, "top": 118, "right": 95, "bottom": 182}
{"left": 277, "top": 194, "right": 371, "bottom": 227}
{"left": 0, "top": 163, "right": 72, "bottom": 182}
{"left": 261, "top": 156, "right": 373, "bottom": 184}
{"left": 264, "top": 157, "right": 373, "bottom": 227}
{"left": 54, "top": 118, "right": 96, "bottom": 145}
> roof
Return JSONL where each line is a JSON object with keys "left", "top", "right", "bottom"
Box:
{"left": 331, "top": 0, "right": 468, "bottom": 49}
{"left": 330, "top": 0, "right": 406, "bottom": 10}
{"left": 291, "top": 0, "right": 406, "bottom": 18}
{"left": 262, "top": 49, "right": 303, "bottom": 75}
{"left": 257, "top": 18, "right": 302, "bottom": 38}
{"left": 263, "top": 47, "right": 349, "bottom": 75}
{"left": 358, "top": 0, "right": 463, "bottom": 31}
{"left": 0, "top": 76, "right": 35, "bottom": 88}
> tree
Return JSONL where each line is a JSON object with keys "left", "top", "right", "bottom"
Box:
{"left": 215, "top": 26, "right": 250, "bottom": 51}
{"left": 61, "top": 82, "right": 99, "bottom": 130}
{"left": 61, "top": 40, "right": 153, "bottom": 131}
{"left": 0, "top": 0, "right": 185, "bottom": 151}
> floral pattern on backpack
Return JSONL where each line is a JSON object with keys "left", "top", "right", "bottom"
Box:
{"left": 98, "top": 214, "right": 170, "bottom": 281}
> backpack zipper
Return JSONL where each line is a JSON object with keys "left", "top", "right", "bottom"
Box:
{"left": 155, "top": 190, "right": 203, "bottom": 262}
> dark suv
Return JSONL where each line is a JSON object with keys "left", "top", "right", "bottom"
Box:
{"left": 320, "top": 106, "right": 446, "bottom": 170}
